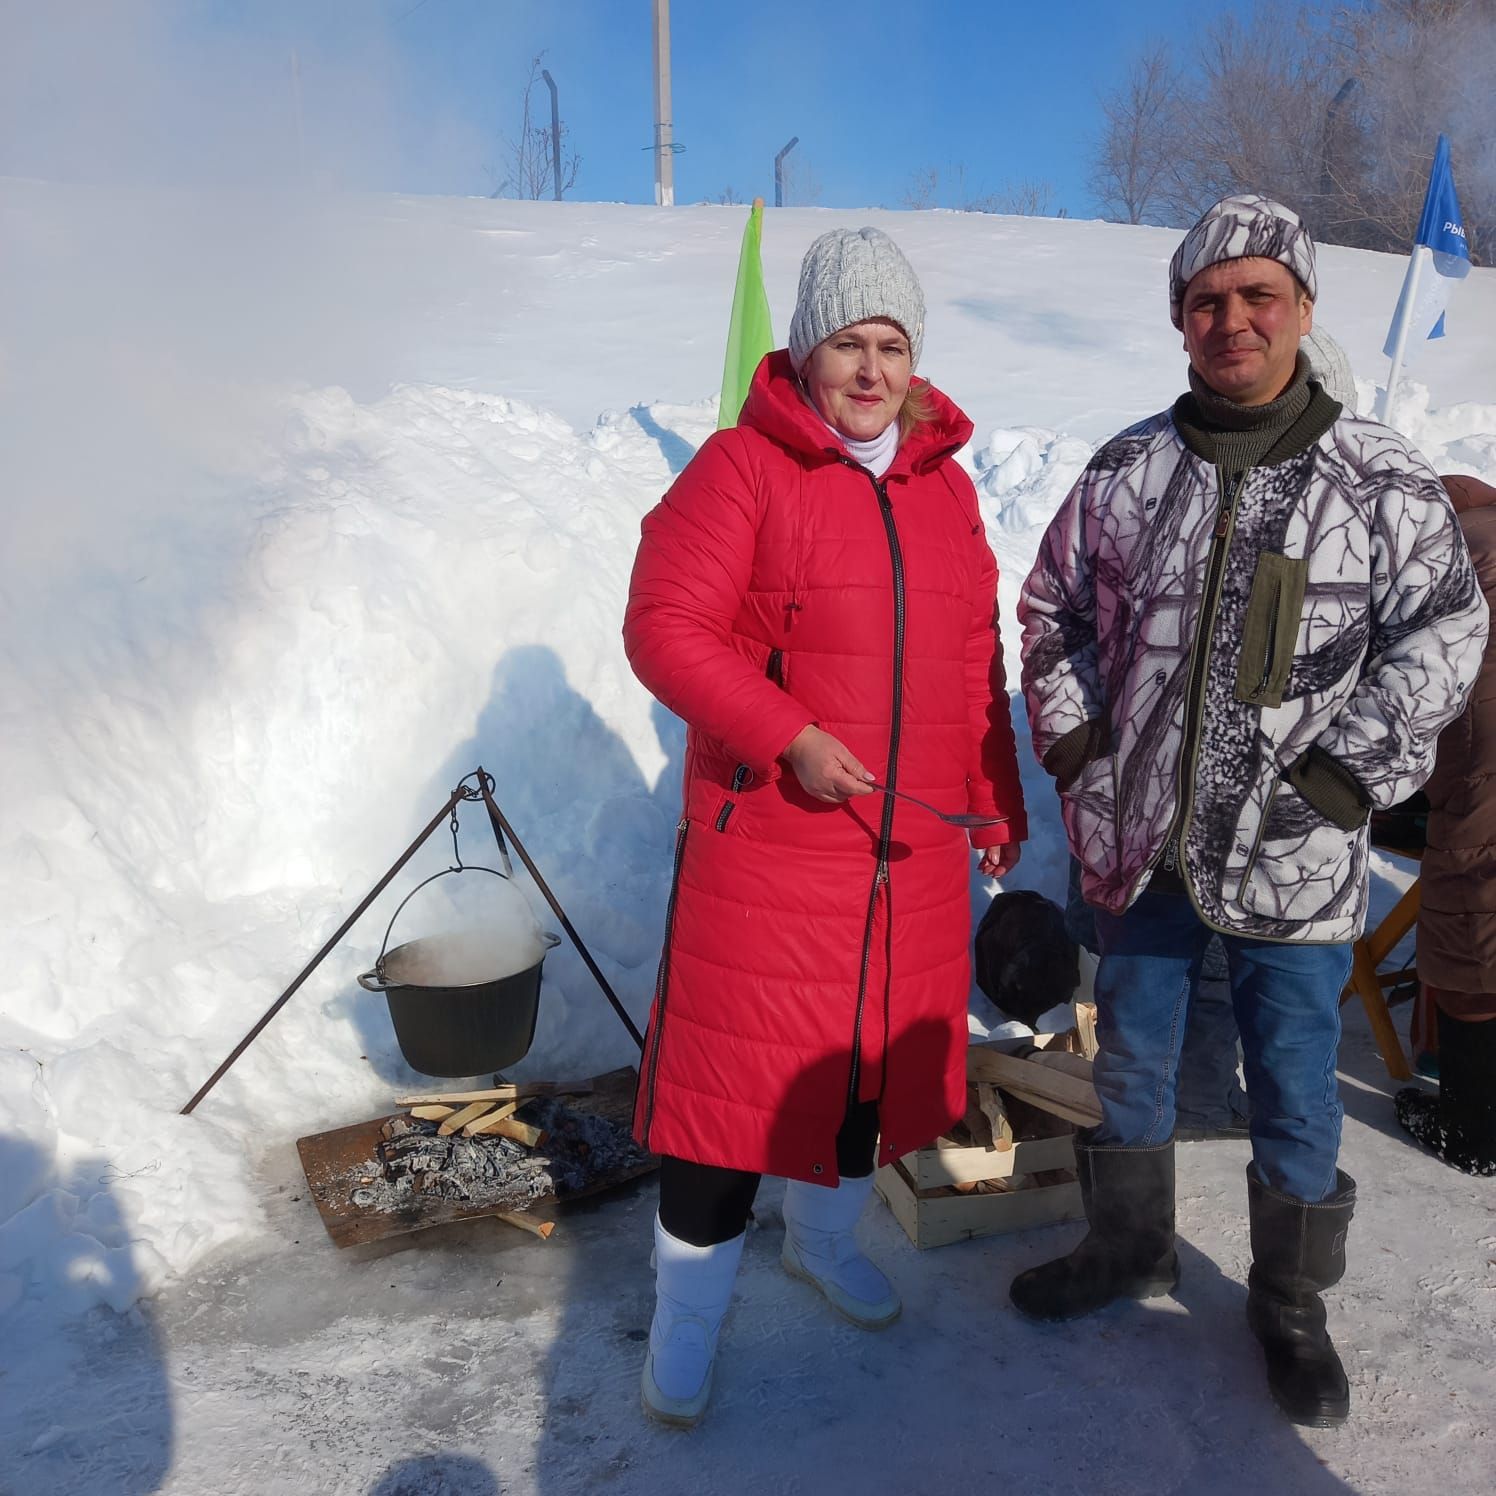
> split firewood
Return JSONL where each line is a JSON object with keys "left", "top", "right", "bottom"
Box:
{"left": 1074, "top": 1002, "right": 1100, "bottom": 1060}
{"left": 482, "top": 1117, "right": 547, "bottom": 1148}
{"left": 975, "top": 1082, "right": 1012, "bottom": 1150}
{"left": 495, "top": 1211, "right": 555, "bottom": 1240}
{"left": 408, "top": 1105, "right": 456, "bottom": 1122}
{"left": 960, "top": 1094, "right": 994, "bottom": 1151}
{"left": 966, "top": 1045, "right": 1102, "bottom": 1127}
{"left": 949, "top": 1176, "right": 1013, "bottom": 1197}
{"left": 463, "top": 1102, "right": 520, "bottom": 1136}
{"left": 439, "top": 1101, "right": 497, "bottom": 1136}
{"left": 393, "top": 1080, "right": 595, "bottom": 1108}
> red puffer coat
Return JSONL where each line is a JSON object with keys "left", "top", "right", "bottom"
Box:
{"left": 623, "top": 351, "right": 1027, "bottom": 1182}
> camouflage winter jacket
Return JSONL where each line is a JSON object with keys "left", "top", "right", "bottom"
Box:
{"left": 1020, "top": 391, "right": 1489, "bottom": 943}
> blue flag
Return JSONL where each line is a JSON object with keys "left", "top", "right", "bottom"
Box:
{"left": 1384, "top": 134, "right": 1470, "bottom": 356}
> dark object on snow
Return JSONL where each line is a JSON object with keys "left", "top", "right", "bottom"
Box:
{"left": 359, "top": 926, "right": 560, "bottom": 1077}
{"left": 1246, "top": 1166, "right": 1357, "bottom": 1428}
{"left": 1008, "top": 1135, "right": 1179, "bottom": 1321}
{"left": 358, "top": 862, "right": 561, "bottom": 1078}
{"left": 1394, "top": 1006, "right": 1496, "bottom": 1176}
{"left": 974, "top": 890, "right": 1079, "bottom": 1028}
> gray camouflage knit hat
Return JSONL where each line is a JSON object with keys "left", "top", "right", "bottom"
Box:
{"left": 1302, "top": 327, "right": 1356, "bottom": 410}
{"left": 1168, "top": 195, "right": 1318, "bottom": 328}
{"left": 788, "top": 226, "right": 925, "bottom": 371}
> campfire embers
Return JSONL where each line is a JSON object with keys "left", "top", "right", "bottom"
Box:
{"left": 296, "top": 1067, "right": 657, "bottom": 1248}
{"left": 366, "top": 1096, "right": 651, "bottom": 1214}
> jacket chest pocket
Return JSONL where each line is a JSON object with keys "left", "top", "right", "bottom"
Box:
{"left": 1235, "top": 551, "right": 1308, "bottom": 709}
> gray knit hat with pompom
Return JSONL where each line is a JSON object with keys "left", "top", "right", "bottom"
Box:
{"left": 788, "top": 227, "right": 925, "bottom": 371}
{"left": 1302, "top": 327, "right": 1357, "bottom": 411}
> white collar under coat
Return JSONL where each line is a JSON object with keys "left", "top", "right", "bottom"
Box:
{"left": 798, "top": 386, "right": 901, "bottom": 478}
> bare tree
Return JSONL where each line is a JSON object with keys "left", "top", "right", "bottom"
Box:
{"left": 1090, "top": 42, "right": 1188, "bottom": 224}
{"left": 489, "top": 54, "right": 581, "bottom": 200}
{"left": 988, "top": 179, "right": 1063, "bottom": 217}
{"left": 1326, "top": 0, "right": 1496, "bottom": 257}
{"left": 902, "top": 163, "right": 1064, "bottom": 216}
{"left": 901, "top": 165, "right": 944, "bottom": 210}
{"left": 1089, "top": 0, "right": 1495, "bottom": 259}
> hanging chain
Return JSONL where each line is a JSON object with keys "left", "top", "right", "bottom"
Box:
{"left": 448, "top": 804, "right": 465, "bottom": 869}
{"left": 447, "top": 769, "right": 498, "bottom": 872}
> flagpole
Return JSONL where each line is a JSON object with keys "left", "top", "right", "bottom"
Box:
{"left": 1378, "top": 244, "right": 1429, "bottom": 427}
{"left": 717, "top": 198, "right": 774, "bottom": 430}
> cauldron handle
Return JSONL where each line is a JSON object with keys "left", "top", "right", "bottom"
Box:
{"left": 368, "top": 864, "right": 516, "bottom": 984}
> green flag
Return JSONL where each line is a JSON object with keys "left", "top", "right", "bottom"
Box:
{"left": 718, "top": 200, "right": 774, "bottom": 430}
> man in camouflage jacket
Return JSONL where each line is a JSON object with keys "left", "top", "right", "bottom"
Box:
{"left": 1011, "top": 195, "right": 1488, "bottom": 1429}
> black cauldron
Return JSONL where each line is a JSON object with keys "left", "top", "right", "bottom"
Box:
{"left": 357, "top": 866, "right": 559, "bottom": 1077}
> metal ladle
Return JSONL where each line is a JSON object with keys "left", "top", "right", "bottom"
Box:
{"left": 868, "top": 782, "right": 1008, "bottom": 829}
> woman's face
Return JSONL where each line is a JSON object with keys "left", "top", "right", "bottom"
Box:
{"left": 803, "top": 319, "right": 912, "bottom": 441}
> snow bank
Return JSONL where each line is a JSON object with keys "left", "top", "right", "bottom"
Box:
{"left": 2, "top": 184, "right": 1492, "bottom": 1320}
{"left": 0, "top": 373, "right": 718, "bottom": 1316}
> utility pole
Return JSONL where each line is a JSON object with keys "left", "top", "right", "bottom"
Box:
{"left": 652, "top": 0, "right": 674, "bottom": 206}
{"left": 541, "top": 67, "right": 562, "bottom": 201}
{"left": 775, "top": 136, "right": 799, "bottom": 209}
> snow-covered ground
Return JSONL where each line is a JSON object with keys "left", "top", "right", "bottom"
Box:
{"left": 1, "top": 183, "right": 1493, "bottom": 1493}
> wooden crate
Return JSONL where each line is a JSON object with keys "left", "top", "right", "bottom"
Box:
{"left": 874, "top": 1034, "right": 1098, "bottom": 1250}
{"left": 875, "top": 1138, "right": 1082, "bottom": 1250}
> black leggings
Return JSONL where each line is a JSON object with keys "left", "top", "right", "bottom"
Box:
{"left": 658, "top": 1100, "right": 880, "bottom": 1247}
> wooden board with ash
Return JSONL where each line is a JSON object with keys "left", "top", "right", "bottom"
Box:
{"left": 296, "top": 1066, "right": 655, "bottom": 1248}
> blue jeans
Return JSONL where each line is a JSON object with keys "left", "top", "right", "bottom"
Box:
{"left": 1091, "top": 888, "right": 1352, "bottom": 1202}
{"left": 1174, "top": 957, "right": 1250, "bottom": 1128}
{"left": 1068, "top": 859, "right": 1248, "bottom": 1128}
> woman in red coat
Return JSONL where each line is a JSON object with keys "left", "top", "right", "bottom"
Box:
{"left": 624, "top": 226, "right": 1027, "bottom": 1425}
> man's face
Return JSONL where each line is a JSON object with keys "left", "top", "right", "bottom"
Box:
{"left": 1181, "top": 257, "right": 1312, "bottom": 406}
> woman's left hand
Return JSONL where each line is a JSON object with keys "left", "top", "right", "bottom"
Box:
{"left": 978, "top": 843, "right": 1020, "bottom": 879}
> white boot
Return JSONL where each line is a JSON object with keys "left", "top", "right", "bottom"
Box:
{"left": 640, "top": 1215, "right": 745, "bottom": 1428}
{"left": 781, "top": 1173, "right": 901, "bottom": 1329}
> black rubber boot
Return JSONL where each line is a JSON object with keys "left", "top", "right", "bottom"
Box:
{"left": 1395, "top": 1007, "right": 1496, "bottom": 1176}
{"left": 1009, "top": 1135, "right": 1179, "bottom": 1321}
{"left": 1245, "top": 1166, "right": 1356, "bottom": 1428}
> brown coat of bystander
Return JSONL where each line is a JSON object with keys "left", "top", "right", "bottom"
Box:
{"left": 1418, "top": 475, "right": 1496, "bottom": 1020}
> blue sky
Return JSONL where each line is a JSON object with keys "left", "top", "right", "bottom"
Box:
{"left": 3, "top": 1, "right": 1251, "bottom": 215}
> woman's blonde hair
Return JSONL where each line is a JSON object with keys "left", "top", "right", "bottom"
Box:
{"left": 899, "top": 378, "right": 938, "bottom": 439}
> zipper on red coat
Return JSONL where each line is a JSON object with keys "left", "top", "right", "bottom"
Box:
{"left": 716, "top": 763, "right": 750, "bottom": 831}
{"left": 718, "top": 656, "right": 777, "bottom": 831}
{"left": 846, "top": 463, "right": 906, "bottom": 1114}
{"left": 643, "top": 816, "right": 690, "bottom": 1144}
